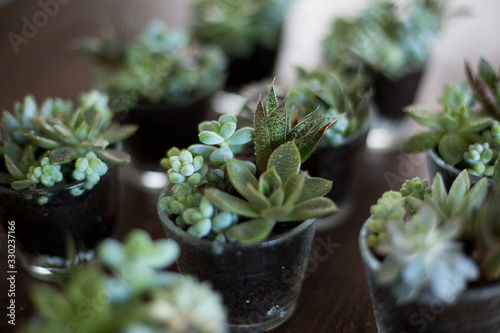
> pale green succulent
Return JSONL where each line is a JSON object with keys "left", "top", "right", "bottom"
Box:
{"left": 193, "top": 0, "right": 292, "bottom": 59}
{"left": 79, "top": 20, "right": 227, "bottom": 111}
{"left": 19, "top": 229, "right": 227, "bottom": 333}
{"left": 158, "top": 85, "right": 338, "bottom": 244}
{"left": 402, "top": 83, "right": 493, "bottom": 166}
{"left": 367, "top": 170, "right": 489, "bottom": 303}
{"left": 0, "top": 90, "right": 137, "bottom": 199}
{"left": 323, "top": 0, "right": 453, "bottom": 79}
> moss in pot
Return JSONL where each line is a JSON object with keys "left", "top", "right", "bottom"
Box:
{"left": 77, "top": 20, "right": 227, "bottom": 184}
{"left": 360, "top": 170, "right": 500, "bottom": 332}
{"left": 157, "top": 86, "right": 338, "bottom": 331}
{"left": 0, "top": 90, "right": 136, "bottom": 278}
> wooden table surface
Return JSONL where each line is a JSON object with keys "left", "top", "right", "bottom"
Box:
{"left": 0, "top": 0, "right": 499, "bottom": 332}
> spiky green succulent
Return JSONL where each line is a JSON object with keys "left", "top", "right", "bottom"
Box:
{"left": 323, "top": 0, "right": 453, "bottom": 79}
{"left": 19, "top": 229, "right": 227, "bottom": 333}
{"left": 288, "top": 67, "right": 370, "bottom": 147}
{"left": 193, "top": 0, "right": 292, "bottom": 59}
{"left": 158, "top": 86, "right": 338, "bottom": 244}
{"left": 402, "top": 83, "right": 493, "bottom": 165}
{"left": 466, "top": 58, "right": 500, "bottom": 119}
{"left": 0, "top": 90, "right": 137, "bottom": 197}
{"left": 367, "top": 170, "right": 489, "bottom": 303}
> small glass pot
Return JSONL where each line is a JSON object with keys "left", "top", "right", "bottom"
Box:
{"left": 158, "top": 181, "right": 317, "bottom": 332}
{"left": 0, "top": 165, "right": 119, "bottom": 279}
{"left": 359, "top": 218, "right": 500, "bottom": 333}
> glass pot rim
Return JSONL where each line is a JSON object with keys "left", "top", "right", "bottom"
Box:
{"left": 158, "top": 182, "right": 317, "bottom": 250}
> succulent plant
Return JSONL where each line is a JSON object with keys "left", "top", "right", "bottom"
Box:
{"left": 192, "top": 0, "right": 292, "bottom": 59}
{"left": 466, "top": 58, "right": 500, "bottom": 119}
{"left": 19, "top": 229, "right": 227, "bottom": 333}
{"left": 158, "top": 86, "right": 338, "bottom": 244}
{"left": 402, "top": 83, "right": 493, "bottom": 165}
{"left": 79, "top": 20, "right": 227, "bottom": 111}
{"left": 0, "top": 90, "right": 137, "bottom": 199}
{"left": 367, "top": 170, "right": 489, "bottom": 303}
{"left": 323, "top": 0, "right": 455, "bottom": 79}
{"left": 288, "top": 67, "right": 371, "bottom": 147}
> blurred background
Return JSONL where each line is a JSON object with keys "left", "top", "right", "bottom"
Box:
{"left": 1, "top": 0, "right": 500, "bottom": 110}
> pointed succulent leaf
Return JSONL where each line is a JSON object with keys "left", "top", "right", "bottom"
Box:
{"left": 80, "top": 139, "right": 109, "bottom": 150}
{"left": 101, "top": 124, "right": 138, "bottom": 143}
{"left": 226, "top": 158, "right": 258, "bottom": 199}
{"left": 468, "top": 177, "right": 488, "bottom": 212}
{"left": 447, "top": 170, "right": 470, "bottom": 215}
{"left": 296, "top": 177, "right": 333, "bottom": 204}
{"left": 438, "top": 133, "right": 468, "bottom": 165}
{"left": 428, "top": 173, "right": 447, "bottom": 216}
{"left": 460, "top": 117, "right": 493, "bottom": 133}
{"left": 225, "top": 127, "right": 253, "bottom": 145}
{"left": 3, "top": 142, "right": 24, "bottom": 164}
{"left": 87, "top": 110, "right": 103, "bottom": 141}
{"left": 260, "top": 167, "right": 282, "bottom": 194}
{"left": 267, "top": 142, "right": 301, "bottom": 183}
{"left": 95, "top": 149, "right": 131, "bottom": 166}
{"left": 205, "top": 188, "right": 260, "bottom": 218}
{"left": 290, "top": 197, "right": 338, "bottom": 221}
{"left": 286, "top": 108, "right": 321, "bottom": 141}
{"left": 283, "top": 172, "right": 306, "bottom": 205}
{"left": 266, "top": 85, "right": 277, "bottom": 113}
{"left": 269, "top": 188, "right": 285, "bottom": 207}
{"left": 404, "top": 106, "right": 444, "bottom": 130}
{"left": 4, "top": 155, "right": 25, "bottom": 179}
{"left": 253, "top": 98, "right": 272, "bottom": 174}
{"left": 2, "top": 111, "right": 20, "bottom": 130}
{"left": 478, "top": 57, "right": 498, "bottom": 87}
{"left": 49, "top": 147, "right": 79, "bottom": 165}
{"left": 22, "top": 95, "right": 37, "bottom": 128}
{"left": 24, "top": 132, "right": 60, "bottom": 149}
{"left": 402, "top": 130, "right": 443, "bottom": 153}
{"left": 261, "top": 205, "right": 294, "bottom": 221}
{"left": 295, "top": 121, "right": 334, "bottom": 162}
{"left": 11, "top": 179, "right": 33, "bottom": 190}
{"left": 267, "top": 101, "right": 287, "bottom": 150}
{"left": 225, "top": 218, "right": 275, "bottom": 245}
{"left": 0, "top": 172, "right": 14, "bottom": 185}
{"left": 245, "top": 182, "right": 271, "bottom": 211}
{"left": 53, "top": 124, "right": 78, "bottom": 144}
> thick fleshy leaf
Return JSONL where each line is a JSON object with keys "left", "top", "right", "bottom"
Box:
{"left": 4, "top": 155, "right": 25, "bottom": 179}
{"left": 226, "top": 158, "right": 258, "bottom": 199}
{"left": 295, "top": 121, "right": 334, "bottom": 162}
{"left": 199, "top": 131, "right": 225, "bottom": 145}
{"left": 204, "top": 188, "right": 259, "bottom": 218}
{"left": 447, "top": 170, "right": 470, "bottom": 216}
{"left": 404, "top": 106, "right": 444, "bottom": 129}
{"left": 479, "top": 57, "right": 498, "bottom": 87}
{"left": 460, "top": 117, "right": 493, "bottom": 133}
{"left": 429, "top": 173, "right": 447, "bottom": 216}
{"left": 468, "top": 177, "right": 488, "bottom": 213}
{"left": 24, "top": 132, "right": 60, "bottom": 149}
{"left": 290, "top": 197, "right": 338, "bottom": 220}
{"left": 49, "top": 147, "right": 79, "bottom": 165}
{"left": 80, "top": 139, "right": 109, "bottom": 150}
{"left": 188, "top": 144, "right": 216, "bottom": 160}
{"left": 267, "top": 101, "right": 287, "bottom": 150}
{"left": 438, "top": 133, "right": 468, "bottom": 166}
{"left": 253, "top": 99, "right": 271, "bottom": 174}
{"left": 95, "top": 149, "right": 131, "bottom": 166}
{"left": 3, "top": 142, "right": 23, "bottom": 164}
{"left": 493, "top": 158, "right": 500, "bottom": 189}
{"left": 210, "top": 147, "right": 233, "bottom": 167}
{"left": 245, "top": 182, "right": 271, "bottom": 211}
{"left": 261, "top": 205, "right": 294, "bottom": 221}
{"left": 283, "top": 172, "right": 306, "bottom": 205}
{"left": 2, "top": 111, "right": 20, "bottom": 130}
{"left": 296, "top": 177, "right": 333, "bottom": 204}
{"left": 266, "top": 85, "right": 278, "bottom": 113}
{"left": 54, "top": 124, "right": 78, "bottom": 144}
{"left": 225, "top": 127, "right": 253, "bottom": 145}
{"left": 260, "top": 167, "right": 282, "bottom": 194}
{"left": 286, "top": 107, "right": 321, "bottom": 141}
{"left": 11, "top": 179, "right": 33, "bottom": 190}
{"left": 402, "top": 130, "right": 443, "bottom": 153}
{"left": 0, "top": 172, "right": 15, "bottom": 185}
{"left": 267, "top": 142, "right": 301, "bottom": 183}
{"left": 269, "top": 188, "right": 285, "bottom": 207}
{"left": 219, "top": 122, "right": 237, "bottom": 140}
{"left": 225, "top": 218, "right": 275, "bottom": 245}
